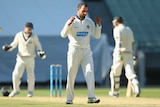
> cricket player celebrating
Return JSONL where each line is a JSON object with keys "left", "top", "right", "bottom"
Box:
{"left": 61, "top": 2, "right": 102, "bottom": 104}
{"left": 109, "top": 16, "right": 141, "bottom": 97}
{"left": 2, "top": 22, "right": 46, "bottom": 97}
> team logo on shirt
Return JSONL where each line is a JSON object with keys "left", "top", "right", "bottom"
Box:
{"left": 77, "top": 32, "right": 88, "bottom": 37}
{"left": 28, "top": 40, "right": 33, "bottom": 44}
{"left": 87, "top": 25, "right": 90, "bottom": 29}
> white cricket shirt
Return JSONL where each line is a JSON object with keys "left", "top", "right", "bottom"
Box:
{"left": 113, "top": 24, "right": 134, "bottom": 53}
{"left": 10, "top": 31, "right": 42, "bottom": 58}
{"left": 61, "top": 16, "right": 102, "bottom": 48}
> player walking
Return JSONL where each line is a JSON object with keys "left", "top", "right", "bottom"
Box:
{"left": 109, "top": 16, "right": 141, "bottom": 97}
{"left": 2, "top": 22, "right": 46, "bottom": 97}
{"left": 61, "top": 2, "right": 102, "bottom": 104}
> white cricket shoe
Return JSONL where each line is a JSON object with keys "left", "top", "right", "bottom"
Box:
{"left": 88, "top": 97, "right": 100, "bottom": 103}
{"left": 9, "top": 91, "right": 20, "bottom": 97}
{"left": 27, "top": 92, "right": 33, "bottom": 97}
{"left": 109, "top": 91, "right": 119, "bottom": 98}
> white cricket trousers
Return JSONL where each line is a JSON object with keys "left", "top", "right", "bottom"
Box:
{"left": 12, "top": 56, "right": 35, "bottom": 93}
{"left": 110, "top": 52, "right": 139, "bottom": 93}
{"left": 66, "top": 47, "right": 95, "bottom": 101}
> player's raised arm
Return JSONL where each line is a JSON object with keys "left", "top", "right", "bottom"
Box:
{"left": 90, "top": 16, "right": 102, "bottom": 39}
{"left": 61, "top": 16, "right": 75, "bottom": 38}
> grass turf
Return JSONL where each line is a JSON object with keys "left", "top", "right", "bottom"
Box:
{"left": 0, "top": 87, "right": 160, "bottom": 107}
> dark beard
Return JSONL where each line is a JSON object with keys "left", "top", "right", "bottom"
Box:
{"left": 80, "top": 16, "right": 85, "bottom": 20}
{"left": 76, "top": 15, "right": 85, "bottom": 20}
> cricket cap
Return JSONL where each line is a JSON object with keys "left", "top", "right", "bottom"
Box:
{"left": 25, "top": 22, "right": 34, "bottom": 29}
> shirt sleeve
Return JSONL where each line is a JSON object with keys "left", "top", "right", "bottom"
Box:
{"left": 113, "top": 27, "right": 122, "bottom": 52}
{"left": 90, "top": 19, "right": 102, "bottom": 39}
{"left": 9, "top": 33, "right": 19, "bottom": 51}
{"left": 113, "top": 27, "right": 121, "bottom": 40}
{"left": 60, "top": 19, "right": 72, "bottom": 38}
{"left": 34, "top": 35, "right": 42, "bottom": 51}
{"left": 131, "top": 30, "right": 134, "bottom": 43}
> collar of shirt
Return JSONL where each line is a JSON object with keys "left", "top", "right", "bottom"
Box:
{"left": 22, "top": 32, "right": 32, "bottom": 41}
{"left": 75, "top": 15, "right": 85, "bottom": 21}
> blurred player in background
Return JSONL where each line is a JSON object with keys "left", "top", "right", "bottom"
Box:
{"left": 0, "top": 27, "right": 2, "bottom": 32}
{"left": 109, "top": 16, "right": 141, "bottom": 97}
{"left": 2, "top": 22, "right": 46, "bottom": 97}
{"left": 61, "top": 2, "right": 102, "bottom": 104}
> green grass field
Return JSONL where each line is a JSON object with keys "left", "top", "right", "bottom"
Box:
{"left": 0, "top": 87, "right": 160, "bottom": 107}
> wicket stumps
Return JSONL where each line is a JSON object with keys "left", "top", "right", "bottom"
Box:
{"left": 50, "top": 64, "right": 62, "bottom": 97}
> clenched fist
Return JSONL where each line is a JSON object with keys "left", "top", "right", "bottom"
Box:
{"left": 68, "top": 16, "right": 75, "bottom": 26}
{"left": 95, "top": 16, "right": 102, "bottom": 26}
